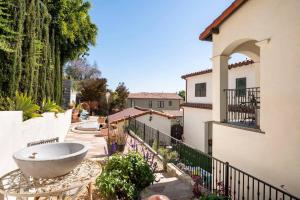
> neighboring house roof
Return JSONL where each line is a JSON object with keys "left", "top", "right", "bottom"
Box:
{"left": 181, "top": 59, "right": 254, "bottom": 79}
{"left": 109, "top": 107, "right": 177, "bottom": 124}
{"left": 162, "top": 110, "right": 183, "bottom": 117}
{"left": 128, "top": 92, "right": 183, "bottom": 100}
{"left": 108, "top": 107, "right": 148, "bottom": 123}
{"left": 199, "top": 0, "right": 247, "bottom": 41}
{"left": 180, "top": 103, "right": 213, "bottom": 110}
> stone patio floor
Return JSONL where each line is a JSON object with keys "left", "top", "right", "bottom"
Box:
{"left": 65, "top": 124, "right": 108, "bottom": 159}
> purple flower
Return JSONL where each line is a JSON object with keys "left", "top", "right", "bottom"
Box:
{"left": 112, "top": 142, "right": 117, "bottom": 152}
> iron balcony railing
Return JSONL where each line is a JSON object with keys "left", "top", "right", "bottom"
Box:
{"left": 127, "top": 118, "right": 299, "bottom": 200}
{"left": 224, "top": 87, "right": 260, "bottom": 129}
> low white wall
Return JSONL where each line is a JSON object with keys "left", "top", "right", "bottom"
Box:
{"left": 212, "top": 123, "right": 300, "bottom": 197}
{"left": 183, "top": 107, "right": 212, "bottom": 152}
{"left": 136, "top": 113, "right": 172, "bottom": 135}
{"left": 0, "top": 109, "right": 72, "bottom": 176}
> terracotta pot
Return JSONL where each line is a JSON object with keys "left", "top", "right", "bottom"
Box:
{"left": 117, "top": 144, "right": 125, "bottom": 152}
{"left": 107, "top": 143, "right": 118, "bottom": 156}
{"left": 72, "top": 110, "right": 80, "bottom": 123}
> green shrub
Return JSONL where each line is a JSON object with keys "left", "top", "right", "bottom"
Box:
{"left": 152, "top": 138, "right": 158, "bottom": 151}
{"left": 0, "top": 95, "right": 9, "bottom": 111}
{"left": 158, "top": 147, "right": 179, "bottom": 162}
{"left": 96, "top": 170, "right": 136, "bottom": 200}
{"left": 7, "top": 92, "right": 41, "bottom": 120}
{"left": 96, "top": 152, "right": 155, "bottom": 200}
{"left": 40, "top": 98, "right": 64, "bottom": 113}
{"left": 158, "top": 147, "right": 178, "bottom": 171}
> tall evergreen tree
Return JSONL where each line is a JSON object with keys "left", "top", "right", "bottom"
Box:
{"left": 0, "top": 0, "right": 97, "bottom": 105}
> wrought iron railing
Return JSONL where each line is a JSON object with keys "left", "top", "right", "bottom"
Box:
{"left": 224, "top": 87, "right": 260, "bottom": 129}
{"left": 128, "top": 118, "right": 299, "bottom": 200}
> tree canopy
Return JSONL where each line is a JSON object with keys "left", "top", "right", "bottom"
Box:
{"left": 79, "top": 78, "right": 107, "bottom": 103}
{"left": 178, "top": 90, "right": 185, "bottom": 101}
{"left": 65, "top": 58, "right": 101, "bottom": 80}
{"left": 110, "top": 82, "right": 129, "bottom": 111}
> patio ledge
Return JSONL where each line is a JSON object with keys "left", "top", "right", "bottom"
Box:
{"left": 213, "top": 121, "right": 265, "bottom": 134}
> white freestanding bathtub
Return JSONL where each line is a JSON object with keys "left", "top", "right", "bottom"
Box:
{"left": 13, "top": 142, "right": 88, "bottom": 178}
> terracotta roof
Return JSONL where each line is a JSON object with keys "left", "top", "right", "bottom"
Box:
{"left": 180, "top": 103, "right": 212, "bottom": 110}
{"left": 108, "top": 107, "right": 148, "bottom": 123}
{"left": 199, "top": 0, "right": 247, "bottom": 41}
{"left": 181, "top": 69, "right": 212, "bottom": 79}
{"left": 128, "top": 92, "right": 183, "bottom": 100}
{"left": 181, "top": 59, "right": 254, "bottom": 79}
{"left": 108, "top": 107, "right": 177, "bottom": 124}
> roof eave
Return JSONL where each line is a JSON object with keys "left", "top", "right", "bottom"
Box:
{"left": 199, "top": 0, "right": 248, "bottom": 41}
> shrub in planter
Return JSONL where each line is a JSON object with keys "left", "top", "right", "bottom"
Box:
{"left": 7, "top": 92, "right": 41, "bottom": 120}
{"left": 116, "top": 132, "right": 127, "bottom": 152}
{"left": 40, "top": 98, "right": 64, "bottom": 113}
{"left": 96, "top": 152, "right": 155, "bottom": 200}
{"left": 106, "top": 130, "right": 128, "bottom": 154}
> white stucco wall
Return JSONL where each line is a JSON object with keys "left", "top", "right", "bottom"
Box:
{"left": 70, "top": 89, "right": 77, "bottom": 104}
{"left": 210, "top": 0, "right": 300, "bottom": 196}
{"left": 228, "top": 63, "right": 257, "bottom": 89}
{"left": 0, "top": 110, "right": 72, "bottom": 176}
{"left": 186, "top": 63, "right": 256, "bottom": 104}
{"left": 186, "top": 73, "right": 212, "bottom": 104}
{"left": 183, "top": 107, "right": 212, "bottom": 152}
{"left": 136, "top": 113, "right": 172, "bottom": 136}
{"left": 213, "top": 123, "right": 300, "bottom": 196}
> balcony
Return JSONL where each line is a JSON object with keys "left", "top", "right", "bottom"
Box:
{"left": 224, "top": 87, "right": 260, "bottom": 129}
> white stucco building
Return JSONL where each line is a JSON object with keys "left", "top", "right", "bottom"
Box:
{"left": 181, "top": 60, "right": 256, "bottom": 154}
{"left": 182, "top": 0, "right": 300, "bottom": 197}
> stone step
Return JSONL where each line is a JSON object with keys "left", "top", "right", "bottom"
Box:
{"left": 141, "top": 173, "right": 193, "bottom": 200}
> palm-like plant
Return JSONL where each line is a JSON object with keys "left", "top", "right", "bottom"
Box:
{"left": 40, "top": 98, "right": 64, "bottom": 113}
{"left": 8, "top": 92, "right": 41, "bottom": 120}
{"left": 158, "top": 147, "right": 179, "bottom": 171}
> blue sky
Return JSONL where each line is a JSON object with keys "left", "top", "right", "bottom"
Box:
{"left": 87, "top": 0, "right": 235, "bottom": 92}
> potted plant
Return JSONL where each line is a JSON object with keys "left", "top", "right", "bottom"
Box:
{"left": 72, "top": 104, "right": 82, "bottom": 123}
{"left": 105, "top": 131, "right": 118, "bottom": 155}
{"left": 116, "top": 132, "right": 128, "bottom": 152}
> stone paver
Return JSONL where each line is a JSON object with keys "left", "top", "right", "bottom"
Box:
{"left": 141, "top": 173, "right": 193, "bottom": 200}
{"left": 65, "top": 123, "right": 108, "bottom": 159}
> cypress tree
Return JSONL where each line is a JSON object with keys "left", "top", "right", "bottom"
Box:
{"left": 9, "top": 0, "right": 25, "bottom": 97}
{"left": 0, "top": 0, "right": 97, "bottom": 105}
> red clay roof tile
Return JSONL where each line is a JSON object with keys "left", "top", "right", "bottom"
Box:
{"left": 108, "top": 107, "right": 177, "bottom": 124}
{"left": 180, "top": 103, "right": 213, "bottom": 110}
{"left": 128, "top": 92, "right": 183, "bottom": 100}
{"left": 199, "top": 0, "right": 248, "bottom": 41}
{"left": 181, "top": 59, "right": 254, "bottom": 79}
